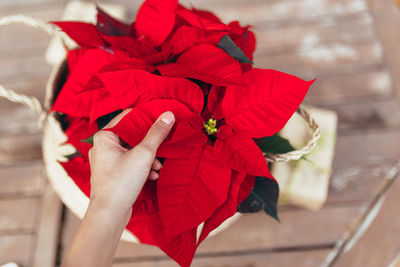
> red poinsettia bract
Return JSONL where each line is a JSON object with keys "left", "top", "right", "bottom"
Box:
{"left": 51, "top": 1, "right": 314, "bottom": 266}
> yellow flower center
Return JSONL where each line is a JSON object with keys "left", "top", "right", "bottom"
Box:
{"left": 204, "top": 118, "right": 218, "bottom": 135}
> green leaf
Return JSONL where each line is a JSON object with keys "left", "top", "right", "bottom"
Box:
{"left": 63, "top": 151, "right": 82, "bottom": 160}
{"left": 80, "top": 110, "right": 123, "bottom": 146}
{"left": 237, "top": 176, "right": 280, "bottom": 222}
{"left": 97, "top": 109, "right": 123, "bottom": 130}
{"left": 217, "top": 35, "right": 253, "bottom": 64}
{"left": 255, "top": 134, "right": 295, "bottom": 154}
{"left": 81, "top": 135, "right": 94, "bottom": 145}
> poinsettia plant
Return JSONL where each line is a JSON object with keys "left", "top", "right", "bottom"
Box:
{"left": 51, "top": 0, "right": 314, "bottom": 266}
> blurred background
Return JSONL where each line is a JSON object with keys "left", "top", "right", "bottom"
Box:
{"left": 1, "top": 0, "right": 400, "bottom": 266}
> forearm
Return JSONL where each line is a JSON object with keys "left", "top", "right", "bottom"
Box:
{"left": 62, "top": 198, "right": 130, "bottom": 267}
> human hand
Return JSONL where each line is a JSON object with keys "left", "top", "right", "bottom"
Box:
{"left": 88, "top": 109, "right": 175, "bottom": 221}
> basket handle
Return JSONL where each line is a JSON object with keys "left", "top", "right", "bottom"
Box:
{"left": 0, "top": 15, "right": 67, "bottom": 128}
{"left": 264, "top": 106, "right": 321, "bottom": 163}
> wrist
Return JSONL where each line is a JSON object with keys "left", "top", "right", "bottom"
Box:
{"left": 88, "top": 195, "right": 132, "bottom": 226}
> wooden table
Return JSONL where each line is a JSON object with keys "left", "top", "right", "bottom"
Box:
{"left": 1, "top": 0, "right": 400, "bottom": 266}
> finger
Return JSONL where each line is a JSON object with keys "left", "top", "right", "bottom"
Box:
{"left": 148, "top": 170, "right": 159, "bottom": 180}
{"left": 151, "top": 159, "right": 162, "bottom": 171}
{"left": 102, "top": 108, "right": 133, "bottom": 129}
{"left": 137, "top": 111, "right": 175, "bottom": 155}
{"left": 93, "top": 109, "right": 133, "bottom": 149}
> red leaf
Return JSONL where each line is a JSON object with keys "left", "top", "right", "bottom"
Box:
{"left": 88, "top": 88, "right": 120, "bottom": 124}
{"left": 197, "top": 170, "right": 247, "bottom": 245}
{"left": 52, "top": 22, "right": 106, "bottom": 48}
{"left": 96, "top": 57, "right": 155, "bottom": 73}
{"left": 176, "top": 4, "right": 230, "bottom": 31}
{"left": 52, "top": 49, "right": 120, "bottom": 116}
{"left": 206, "top": 86, "right": 226, "bottom": 120}
{"left": 222, "top": 69, "right": 314, "bottom": 138}
{"left": 127, "top": 214, "right": 197, "bottom": 267}
{"left": 162, "top": 25, "right": 226, "bottom": 56}
{"left": 135, "top": 0, "right": 178, "bottom": 46}
{"left": 125, "top": 181, "right": 197, "bottom": 267}
{"left": 157, "top": 145, "right": 231, "bottom": 240}
{"left": 191, "top": 7, "right": 225, "bottom": 25}
{"left": 228, "top": 21, "right": 256, "bottom": 61}
{"left": 64, "top": 116, "right": 97, "bottom": 159}
{"left": 96, "top": 6, "right": 131, "bottom": 36}
{"left": 237, "top": 175, "right": 255, "bottom": 204}
{"left": 108, "top": 99, "right": 197, "bottom": 151}
{"left": 158, "top": 44, "right": 243, "bottom": 86}
{"left": 60, "top": 157, "right": 91, "bottom": 197}
{"left": 157, "top": 119, "right": 207, "bottom": 158}
{"left": 214, "top": 126, "right": 271, "bottom": 177}
{"left": 96, "top": 69, "right": 204, "bottom": 113}
{"left": 67, "top": 48, "right": 88, "bottom": 72}
{"left": 100, "top": 35, "right": 157, "bottom": 57}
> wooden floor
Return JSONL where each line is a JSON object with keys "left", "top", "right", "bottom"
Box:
{"left": 1, "top": 0, "right": 400, "bottom": 266}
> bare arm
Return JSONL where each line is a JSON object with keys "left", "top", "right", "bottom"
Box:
{"left": 62, "top": 110, "right": 175, "bottom": 267}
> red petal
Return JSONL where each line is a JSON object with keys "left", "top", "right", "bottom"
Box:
{"left": 67, "top": 48, "right": 88, "bottom": 72}
{"left": 237, "top": 175, "right": 255, "bottom": 204}
{"left": 60, "top": 157, "right": 91, "bottom": 197}
{"left": 158, "top": 44, "right": 243, "bottom": 86}
{"left": 89, "top": 88, "right": 121, "bottom": 124}
{"left": 52, "top": 22, "right": 106, "bottom": 48}
{"left": 96, "top": 57, "right": 155, "bottom": 73}
{"left": 108, "top": 99, "right": 197, "bottom": 149}
{"left": 191, "top": 7, "right": 225, "bottom": 25}
{"left": 222, "top": 69, "right": 314, "bottom": 137}
{"left": 135, "top": 0, "right": 178, "bottom": 46}
{"left": 96, "top": 6, "right": 131, "bottom": 36}
{"left": 100, "top": 35, "right": 157, "bottom": 57}
{"left": 176, "top": 4, "right": 230, "bottom": 31}
{"left": 126, "top": 181, "right": 197, "bottom": 267}
{"left": 52, "top": 49, "right": 120, "bottom": 116}
{"left": 206, "top": 86, "right": 226, "bottom": 120}
{"left": 197, "top": 170, "right": 247, "bottom": 245}
{"left": 64, "top": 116, "right": 97, "bottom": 159}
{"left": 162, "top": 25, "right": 225, "bottom": 56}
{"left": 158, "top": 119, "right": 207, "bottom": 158}
{"left": 228, "top": 21, "right": 256, "bottom": 61}
{"left": 157, "top": 145, "right": 231, "bottom": 240}
{"left": 96, "top": 69, "right": 204, "bottom": 113}
{"left": 214, "top": 126, "right": 271, "bottom": 177}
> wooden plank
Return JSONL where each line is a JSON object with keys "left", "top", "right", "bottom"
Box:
{"left": 0, "top": 55, "right": 51, "bottom": 81}
{"left": 0, "top": 133, "right": 42, "bottom": 164}
{"left": 255, "top": 41, "right": 384, "bottom": 77}
{"left": 0, "top": 162, "right": 44, "bottom": 197}
{"left": 189, "top": 0, "right": 369, "bottom": 26}
{"left": 255, "top": 14, "right": 376, "bottom": 55}
{"left": 0, "top": 198, "right": 39, "bottom": 233}
{"left": 326, "top": 161, "right": 390, "bottom": 205}
{"left": 113, "top": 249, "right": 330, "bottom": 267}
{"left": 366, "top": 0, "right": 400, "bottom": 101}
{"left": 323, "top": 98, "right": 400, "bottom": 131}
{"left": 333, "top": 128, "right": 400, "bottom": 170}
{"left": 0, "top": 234, "right": 35, "bottom": 267}
{"left": 0, "top": 74, "right": 48, "bottom": 114}
{"left": 110, "top": 206, "right": 361, "bottom": 259}
{"left": 334, "top": 172, "right": 400, "bottom": 266}
{"left": 0, "top": 107, "right": 41, "bottom": 136}
{"left": 32, "top": 182, "right": 62, "bottom": 267}
{"left": 61, "top": 206, "right": 358, "bottom": 261}
{"left": 306, "top": 69, "right": 392, "bottom": 105}
{"left": 0, "top": 0, "right": 65, "bottom": 16}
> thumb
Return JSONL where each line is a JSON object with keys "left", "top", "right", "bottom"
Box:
{"left": 138, "top": 111, "right": 175, "bottom": 155}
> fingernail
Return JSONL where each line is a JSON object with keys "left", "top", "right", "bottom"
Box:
{"left": 160, "top": 111, "right": 175, "bottom": 125}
